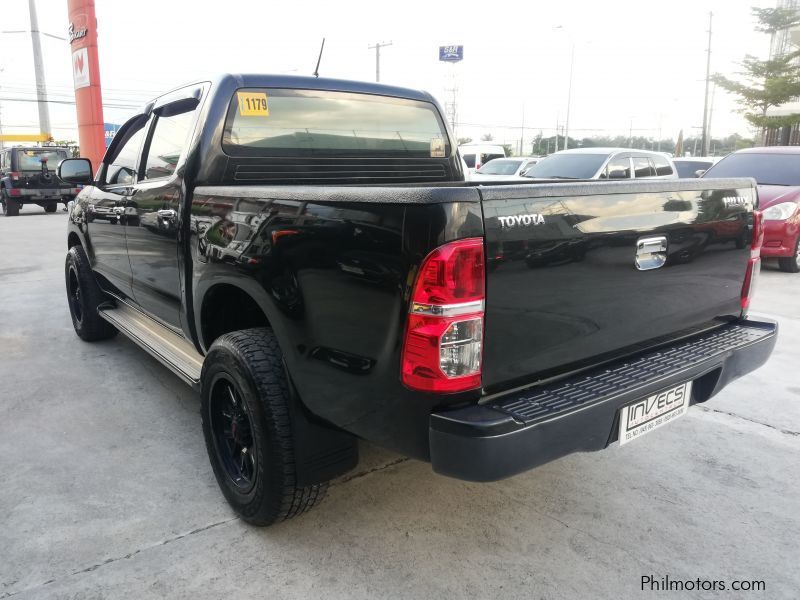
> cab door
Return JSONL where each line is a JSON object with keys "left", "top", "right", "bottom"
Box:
{"left": 87, "top": 115, "right": 149, "bottom": 299}
{"left": 126, "top": 91, "right": 202, "bottom": 330}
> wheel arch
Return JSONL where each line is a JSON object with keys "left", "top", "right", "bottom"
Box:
{"left": 197, "top": 280, "right": 275, "bottom": 352}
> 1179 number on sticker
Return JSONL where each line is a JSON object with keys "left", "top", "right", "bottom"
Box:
{"left": 237, "top": 92, "right": 269, "bottom": 117}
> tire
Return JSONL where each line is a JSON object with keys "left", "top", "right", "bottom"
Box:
{"left": 201, "top": 328, "right": 327, "bottom": 526}
{"left": 778, "top": 238, "right": 800, "bottom": 273}
{"left": 65, "top": 245, "right": 118, "bottom": 341}
{"left": 2, "top": 191, "right": 19, "bottom": 217}
{"left": 45, "top": 202, "right": 58, "bottom": 213}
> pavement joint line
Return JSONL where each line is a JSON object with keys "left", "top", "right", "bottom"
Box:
{"left": 330, "top": 456, "right": 411, "bottom": 487}
{"left": 0, "top": 460, "right": 411, "bottom": 598}
{"left": 696, "top": 406, "right": 800, "bottom": 437}
{"left": 0, "top": 517, "right": 239, "bottom": 599}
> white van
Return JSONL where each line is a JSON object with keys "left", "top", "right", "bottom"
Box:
{"left": 458, "top": 144, "right": 507, "bottom": 173}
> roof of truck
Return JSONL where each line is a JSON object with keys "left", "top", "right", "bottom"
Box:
{"left": 180, "top": 74, "right": 435, "bottom": 104}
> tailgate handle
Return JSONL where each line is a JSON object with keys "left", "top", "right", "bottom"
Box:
{"left": 635, "top": 236, "right": 667, "bottom": 271}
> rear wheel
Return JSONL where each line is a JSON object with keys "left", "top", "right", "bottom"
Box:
{"left": 45, "top": 202, "right": 58, "bottom": 213}
{"left": 65, "top": 245, "right": 118, "bottom": 341}
{"left": 778, "top": 238, "right": 800, "bottom": 273}
{"left": 201, "top": 328, "right": 327, "bottom": 526}
{"left": 2, "top": 191, "right": 19, "bottom": 217}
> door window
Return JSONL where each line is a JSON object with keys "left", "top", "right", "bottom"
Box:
{"left": 652, "top": 154, "right": 674, "bottom": 176}
{"left": 604, "top": 156, "right": 631, "bottom": 179}
{"left": 143, "top": 108, "right": 196, "bottom": 180}
{"left": 105, "top": 120, "right": 148, "bottom": 185}
{"left": 633, "top": 157, "right": 657, "bottom": 178}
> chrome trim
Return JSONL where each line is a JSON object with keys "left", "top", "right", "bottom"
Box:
{"left": 410, "top": 300, "right": 484, "bottom": 317}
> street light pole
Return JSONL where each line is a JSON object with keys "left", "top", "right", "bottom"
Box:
{"left": 28, "top": 0, "right": 52, "bottom": 139}
{"left": 700, "top": 12, "right": 713, "bottom": 157}
{"left": 564, "top": 41, "right": 574, "bottom": 150}
{"left": 368, "top": 41, "right": 392, "bottom": 83}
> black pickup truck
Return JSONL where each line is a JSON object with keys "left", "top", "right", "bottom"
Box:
{"left": 61, "top": 74, "right": 777, "bottom": 526}
{"left": 1, "top": 146, "right": 81, "bottom": 215}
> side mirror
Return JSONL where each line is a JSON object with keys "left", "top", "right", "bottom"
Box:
{"left": 694, "top": 169, "right": 706, "bottom": 178}
{"left": 608, "top": 169, "right": 628, "bottom": 179}
{"left": 58, "top": 158, "right": 93, "bottom": 184}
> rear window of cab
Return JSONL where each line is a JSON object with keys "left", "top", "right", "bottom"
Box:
{"left": 222, "top": 88, "right": 450, "bottom": 157}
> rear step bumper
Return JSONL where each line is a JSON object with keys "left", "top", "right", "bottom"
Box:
{"left": 429, "top": 318, "right": 778, "bottom": 482}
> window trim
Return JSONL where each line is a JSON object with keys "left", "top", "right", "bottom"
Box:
{"left": 138, "top": 95, "right": 201, "bottom": 183}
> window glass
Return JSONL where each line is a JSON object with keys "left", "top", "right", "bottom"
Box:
{"left": 633, "top": 157, "right": 656, "bottom": 178}
{"left": 673, "top": 160, "right": 712, "bottom": 177}
{"left": 604, "top": 156, "right": 631, "bottom": 179}
{"left": 704, "top": 153, "right": 800, "bottom": 185}
{"left": 652, "top": 154, "right": 674, "bottom": 176}
{"left": 143, "top": 109, "right": 196, "bottom": 179}
{"left": 462, "top": 154, "right": 476, "bottom": 168}
{"left": 223, "top": 88, "right": 449, "bottom": 157}
{"left": 16, "top": 149, "right": 68, "bottom": 171}
{"left": 106, "top": 121, "right": 148, "bottom": 185}
{"left": 477, "top": 159, "right": 522, "bottom": 175}
{"left": 525, "top": 154, "right": 607, "bottom": 179}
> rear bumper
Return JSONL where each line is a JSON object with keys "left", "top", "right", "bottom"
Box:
{"left": 7, "top": 187, "right": 77, "bottom": 198}
{"left": 429, "top": 318, "right": 777, "bottom": 482}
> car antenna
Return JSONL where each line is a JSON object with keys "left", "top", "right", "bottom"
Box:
{"left": 313, "top": 38, "right": 326, "bottom": 78}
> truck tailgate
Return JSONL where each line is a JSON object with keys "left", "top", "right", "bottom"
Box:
{"left": 479, "top": 178, "right": 757, "bottom": 392}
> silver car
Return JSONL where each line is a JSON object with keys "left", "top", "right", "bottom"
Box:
{"left": 523, "top": 148, "right": 678, "bottom": 180}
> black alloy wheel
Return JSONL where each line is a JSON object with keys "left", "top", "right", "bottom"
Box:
{"left": 208, "top": 375, "right": 258, "bottom": 493}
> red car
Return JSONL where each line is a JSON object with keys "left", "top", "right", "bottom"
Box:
{"left": 703, "top": 146, "right": 800, "bottom": 273}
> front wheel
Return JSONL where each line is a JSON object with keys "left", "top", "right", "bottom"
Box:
{"left": 65, "top": 245, "right": 118, "bottom": 341}
{"left": 201, "top": 328, "right": 327, "bottom": 526}
{"left": 778, "top": 238, "right": 800, "bottom": 273}
{"left": 45, "top": 202, "right": 58, "bottom": 213}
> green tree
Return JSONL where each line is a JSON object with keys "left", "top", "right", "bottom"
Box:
{"left": 480, "top": 133, "right": 494, "bottom": 142}
{"left": 457, "top": 137, "right": 472, "bottom": 145}
{"left": 501, "top": 144, "right": 514, "bottom": 156}
{"left": 713, "top": 7, "right": 800, "bottom": 129}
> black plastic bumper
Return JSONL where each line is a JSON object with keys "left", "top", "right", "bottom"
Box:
{"left": 429, "top": 318, "right": 778, "bottom": 482}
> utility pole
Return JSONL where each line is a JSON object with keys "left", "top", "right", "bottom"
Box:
{"left": 700, "top": 11, "right": 713, "bottom": 157}
{"left": 368, "top": 41, "right": 392, "bottom": 83}
{"left": 28, "top": 0, "right": 52, "bottom": 139}
{"left": 519, "top": 104, "right": 525, "bottom": 156}
{"left": 564, "top": 41, "right": 574, "bottom": 151}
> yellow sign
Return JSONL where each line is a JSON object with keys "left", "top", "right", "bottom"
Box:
{"left": 237, "top": 92, "right": 269, "bottom": 117}
{"left": 0, "top": 133, "right": 52, "bottom": 142}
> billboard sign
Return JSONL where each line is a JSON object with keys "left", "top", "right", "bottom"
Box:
{"left": 104, "top": 123, "right": 121, "bottom": 148}
{"left": 439, "top": 45, "right": 463, "bottom": 62}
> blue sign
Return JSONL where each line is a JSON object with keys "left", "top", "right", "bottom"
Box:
{"left": 103, "top": 122, "right": 121, "bottom": 148}
{"left": 439, "top": 45, "right": 463, "bottom": 62}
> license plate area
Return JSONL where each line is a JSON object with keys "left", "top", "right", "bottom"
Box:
{"left": 618, "top": 381, "right": 692, "bottom": 445}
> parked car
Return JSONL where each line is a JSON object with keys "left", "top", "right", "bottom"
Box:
{"left": 703, "top": 146, "right": 800, "bottom": 273}
{"left": 471, "top": 157, "right": 541, "bottom": 181}
{"left": 673, "top": 156, "right": 720, "bottom": 178}
{"left": 458, "top": 143, "right": 507, "bottom": 172}
{"left": 62, "top": 74, "right": 775, "bottom": 526}
{"left": 0, "top": 146, "right": 82, "bottom": 216}
{"left": 523, "top": 148, "right": 678, "bottom": 180}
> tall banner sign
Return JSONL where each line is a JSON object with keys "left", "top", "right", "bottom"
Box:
{"left": 67, "top": 0, "right": 105, "bottom": 168}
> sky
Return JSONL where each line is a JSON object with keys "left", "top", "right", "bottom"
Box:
{"left": 0, "top": 0, "right": 776, "bottom": 153}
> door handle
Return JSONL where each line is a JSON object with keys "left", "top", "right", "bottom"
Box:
{"left": 157, "top": 209, "right": 177, "bottom": 220}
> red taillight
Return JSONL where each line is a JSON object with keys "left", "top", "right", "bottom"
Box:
{"left": 8, "top": 189, "right": 21, "bottom": 197}
{"left": 10, "top": 171, "right": 20, "bottom": 181}
{"left": 741, "top": 211, "right": 763, "bottom": 313}
{"left": 401, "top": 238, "right": 485, "bottom": 393}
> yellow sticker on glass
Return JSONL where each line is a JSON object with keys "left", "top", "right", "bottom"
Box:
{"left": 237, "top": 92, "right": 269, "bottom": 117}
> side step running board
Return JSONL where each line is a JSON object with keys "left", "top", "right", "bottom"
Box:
{"left": 99, "top": 302, "right": 204, "bottom": 388}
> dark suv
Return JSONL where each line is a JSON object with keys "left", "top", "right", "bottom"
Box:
{"left": 0, "top": 146, "right": 81, "bottom": 216}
